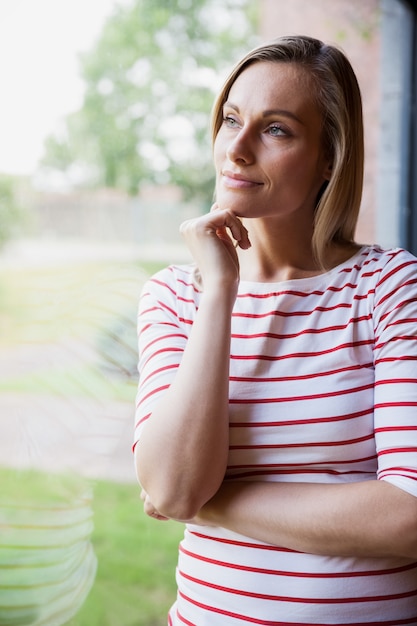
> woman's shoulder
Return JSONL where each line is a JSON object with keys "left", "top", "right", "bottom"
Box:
{"left": 148, "top": 263, "right": 196, "bottom": 283}
{"left": 141, "top": 263, "right": 200, "bottom": 299}
{"left": 356, "top": 244, "right": 417, "bottom": 275}
{"left": 348, "top": 245, "right": 417, "bottom": 304}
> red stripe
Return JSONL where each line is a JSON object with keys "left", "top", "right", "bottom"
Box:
{"left": 375, "top": 426, "right": 417, "bottom": 433}
{"left": 236, "top": 288, "right": 329, "bottom": 300}
{"left": 375, "top": 402, "right": 417, "bottom": 409}
{"left": 227, "top": 454, "right": 377, "bottom": 470}
{"left": 178, "top": 276, "right": 199, "bottom": 291}
{"left": 140, "top": 319, "right": 178, "bottom": 330}
{"left": 236, "top": 280, "right": 374, "bottom": 301}
{"left": 378, "top": 285, "right": 417, "bottom": 310}
{"left": 375, "top": 355, "right": 417, "bottom": 364}
{"left": 229, "top": 383, "right": 374, "bottom": 404}
{"left": 378, "top": 447, "right": 417, "bottom": 455}
{"left": 178, "top": 570, "right": 417, "bottom": 603}
{"left": 226, "top": 468, "right": 376, "bottom": 480}
{"left": 135, "top": 383, "right": 170, "bottom": 408}
{"left": 230, "top": 408, "right": 373, "bottom": 428}
{"left": 178, "top": 316, "right": 194, "bottom": 325}
{"left": 179, "top": 544, "right": 417, "bottom": 579}
{"left": 141, "top": 345, "right": 183, "bottom": 367}
{"left": 380, "top": 471, "right": 417, "bottom": 482}
{"left": 141, "top": 332, "right": 187, "bottom": 351}
{"left": 232, "top": 302, "right": 352, "bottom": 319}
{"left": 139, "top": 362, "right": 178, "bottom": 386}
{"left": 179, "top": 590, "right": 287, "bottom": 625}
{"left": 149, "top": 277, "right": 177, "bottom": 295}
{"left": 177, "top": 599, "right": 417, "bottom": 626}
{"left": 379, "top": 466, "right": 417, "bottom": 476}
{"left": 230, "top": 339, "right": 374, "bottom": 361}
{"left": 189, "top": 530, "right": 298, "bottom": 552}
{"left": 134, "top": 412, "right": 151, "bottom": 428}
{"left": 176, "top": 609, "right": 195, "bottom": 625}
{"left": 232, "top": 315, "right": 372, "bottom": 340}
{"left": 385, "top": 316, "right": 417, "bottom": 327}
{"left": 156, "top": 299, "right": 180, "bottom": 318}
{"left": 229, "top": 432, "right": 374, "bottom": 451}
{"left": 177, "top": 294, "right": 199, "bottom": 305}
{"left": 230, "top": 363, "right": 373, "bottom": 384}
{"left": 375, "top": 334, "right": 417, "bottom": 348}
{"left": 376, "top": 259, "right": 417, "bottom": 289}
{"left": 138, "top": 305, "right": 163, "bottom": 319}
{"left": 376, "top": 378, "right": 417, "bottom": 386}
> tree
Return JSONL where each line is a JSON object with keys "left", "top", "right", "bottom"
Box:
{"left": 41, "top": 0, "right": 258, "bottom": 202}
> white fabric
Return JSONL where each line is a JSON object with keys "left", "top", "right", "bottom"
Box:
{"left": 135, "top": 245, "right": 417, "bottom": 625}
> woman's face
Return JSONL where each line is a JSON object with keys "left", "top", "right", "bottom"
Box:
{"left": 213, "top": 61, "right": 331, "bottom": 223}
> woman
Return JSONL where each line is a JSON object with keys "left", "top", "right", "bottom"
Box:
{"left": 134, "top": 36, "right": 417, "bottom": 624}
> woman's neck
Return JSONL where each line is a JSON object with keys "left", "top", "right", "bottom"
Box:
{"left": 237, "top": 219, "right": 360, "bottom": 283}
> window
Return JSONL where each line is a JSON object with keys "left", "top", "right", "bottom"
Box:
{"left": 378, "top": 0, "right": 417, "bottom": 254}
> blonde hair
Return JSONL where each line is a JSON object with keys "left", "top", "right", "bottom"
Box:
{"left": 211, "top": 35, "right": 364, "bottom": 267}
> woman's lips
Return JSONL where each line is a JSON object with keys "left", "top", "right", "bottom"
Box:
{"left": 221, "top": 171, "right": 263, "bottom": 189}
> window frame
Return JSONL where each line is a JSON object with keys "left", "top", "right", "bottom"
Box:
{"left": 401, "top": 1, "right": 417, "bottom": 254}
{"left": 377, "top": 0, "right": 416, "bottom": 254}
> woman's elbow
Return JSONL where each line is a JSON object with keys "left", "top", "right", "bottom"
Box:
{"left": 140, "top": 479, "right": 208, "bottom": 521}
{"left": 135, "top": 452, "right": 213, "bottom": 521}
{"left": 154, "top": 490, "right": 206, "bottom": 522}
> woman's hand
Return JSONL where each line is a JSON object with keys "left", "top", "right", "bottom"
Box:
{"left": 180, "top": 203, "right": 251, "bottom": 293}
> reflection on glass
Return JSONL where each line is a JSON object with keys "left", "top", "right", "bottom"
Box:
{"left": 0, "top": 471, "right": 96, "bottom": 626}
{"left": 0, "top": 259, "right": 143, "bottom": 624}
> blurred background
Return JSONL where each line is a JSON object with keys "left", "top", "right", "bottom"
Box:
{"left": 0, "top": 0, "right": 416, "bottom": 624}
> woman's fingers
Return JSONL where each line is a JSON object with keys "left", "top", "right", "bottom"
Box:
{"left": 210, "top": 203, "right": 251, "bottom": 249}
{"left": 180, "top": 208, "right": 251, "bottom": 249}
{"left": 179, "top": 207, "right": 250, "bottom": 293}
{"left": 228, "top": 216, "right": 251, "bottom": 250}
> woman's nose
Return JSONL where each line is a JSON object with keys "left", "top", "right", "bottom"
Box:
{"left": 226, "top": 129, "right": 255, "bottom": 165}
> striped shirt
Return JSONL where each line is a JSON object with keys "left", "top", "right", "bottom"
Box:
{"left": 134, "top": 245, "right": 417, "bottom": 625}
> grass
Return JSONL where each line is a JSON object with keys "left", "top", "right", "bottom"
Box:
{"left": 0, "top": 467, "right": 183, "bottom": 626}
{"left": 0, "top": 362, "right": 136, "bottom": 402}
{"left": 67, "top": 479, "right": 183, "bottom": 626}
{"left": 0, "top": 261, "right": 146, "bottom": 346}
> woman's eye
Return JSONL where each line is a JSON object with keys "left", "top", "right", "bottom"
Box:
{"left": 223, "top": 116, "right": 239, "bottom": 128}
{"left": 268, "top": 124, "right": 286, "bottom": 136}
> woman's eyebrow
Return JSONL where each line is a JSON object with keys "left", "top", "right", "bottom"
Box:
{"left": 262, "top": 108, "right": 303, "bottom": 124}
{"left": 223, "top": 101, "right": 303, "bottom": 124}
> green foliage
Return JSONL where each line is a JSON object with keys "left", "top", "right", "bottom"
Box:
{"left": 41, "top": 0, "right": 258, "bottom": 201}
{"left": 0, "top": 175, "right": 24, "bottom": 248}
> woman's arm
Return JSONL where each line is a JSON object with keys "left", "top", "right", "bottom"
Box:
{"left": 195, "top": 478, "right": 417, "bottom": 559}
{"left": 135, "top": 208, "right": 250, "bottom": 521}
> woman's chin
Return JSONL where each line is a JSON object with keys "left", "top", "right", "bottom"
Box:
{"left": 215, "top": 193, "right": 253, "bottom": 217}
